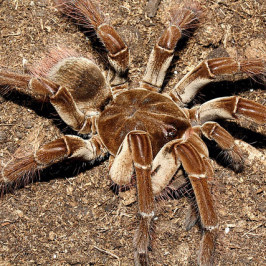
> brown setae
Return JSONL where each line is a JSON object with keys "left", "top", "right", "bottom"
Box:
{"left": 0, "top": 1, "right": 265, "bottom": 265}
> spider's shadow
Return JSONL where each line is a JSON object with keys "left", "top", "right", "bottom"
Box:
{"left": 2, "top": 90, "right": 56, "bottom": 119}
{"left": 1, "top": 90, "right": 107, "bottom": 194}
{"left": 162, "top": 56, "right": 266, "bottom": 171}
{"left": 1, "top": 89, "right": 84, "bottom": 136}
{"left": 40, "top": 156, "right": 108, "bottom": 183}
{"left": 191, "top": 78, "right": 264, "bottom": 106}
{"left": 2, "top": 156, "right": 108, "bottom": 196}
{"left": 194, "top": 79, "right": 265, "bottom": 170}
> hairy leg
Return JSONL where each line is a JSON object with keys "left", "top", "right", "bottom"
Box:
{"left": 109, "top": 130, "right": 155, "bottom": 265}
{"left": 189, "top": 96, "right": 266, "bottom": 125}
{"left": 0, "top": 57, "right": 109, "bottom": 134}
{"left": 173, "top": 136, "right": 217, "bottom": 266}
{"left": 200, "top": 122, "right": 244, "bottom": 171}
{"left": 1, "top": 135, "right": 107, "bottom": 188}
{"left": 170, "top": 58, "right": 265, "bottom": 104}
{"left": 151, "top": 131, "right": 216, "bottom": 265}
{"left": 141, "top": 1, "right": 201, "bottom": 92}
{"left": 55, "top": 0, "right": 130, "bottom": 95}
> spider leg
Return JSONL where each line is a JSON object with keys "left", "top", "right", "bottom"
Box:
{"left": 0, "top": 59, "right": 108, "bottom": 134}
{"left": 200, "top": 122, "right": 244, "bottom": 171}
{"left": 131, "top": 132, "right": 155, "bottom": 266}
{"left": 109, "top": 130, "right": 154, "bottom": 266}
{"left": 109, "top": 133, "right": 134, "bottom": 186}
{"left": 170, "top": 57, "right": 265, "bottom": 104}
{"left": 1, "top": 135, "right": 107, "bottom": 188}
{"left": 190, "top": 96, "right": 266, "bottom": 125}
{"left": 187, "top": 96, "right": 265, "bottom": 171}
{"left": 151, "top": 132, "right": 216, "bottom": 265}
{"left": 55, "top": 0, "right": 129, "bottom": 96}
{"left": 174, "top": 136, "right": 218, "bottom": 266}
{"left": 151, "top": 132, "right": 212, "bottom": 195}
{"left": 141, "top": 1, "right": 201, "bottom": 92}
{"left": 0, "top": 69, "right": 56, "bottom": 98}
{"left": 151, "top": 137, "right": 201, "bottom": 231}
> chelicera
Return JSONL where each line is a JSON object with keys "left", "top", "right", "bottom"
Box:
{"left": 0, "top": 0, "right": 265, "bottom": 265}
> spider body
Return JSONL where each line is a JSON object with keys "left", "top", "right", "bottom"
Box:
{"left": 98, "top": 89, "right": 190, "bottom": 156}
{"left": 47, "top": 57, "right": 111, "bottom": 114}
{"left": 0, "top": 0, "right": 265, "bottom": 265}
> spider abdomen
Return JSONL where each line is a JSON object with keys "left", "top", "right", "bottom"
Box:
{"left": 98, "top": 89, "right": 191, "bottom": 156}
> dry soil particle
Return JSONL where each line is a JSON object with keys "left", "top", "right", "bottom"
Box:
{"left": 0, "top": 0, "right": 265, "bottom": 265}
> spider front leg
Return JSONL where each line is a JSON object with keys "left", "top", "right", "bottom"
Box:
{"left": 151, "top": 132, "right": 217, "bottom": 266}
{"left": 109, "top": 131, "right": 155, "bottom": 266}
{"left": 175, "top": 141, "right": 218, "bottom": 266}
{"left": 170, "top": 57, "right": 265, "bottom": 104}
{"left": 1, "top": 135, "right": 107, "bottom": 188}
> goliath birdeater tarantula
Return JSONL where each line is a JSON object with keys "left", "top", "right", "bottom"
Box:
{"left": 0, "top": 0, "right": 265, "bottom": 265}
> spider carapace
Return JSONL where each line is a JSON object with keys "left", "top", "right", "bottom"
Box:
{"left": 98, "top": 89, "right": 191, "bottom": 156}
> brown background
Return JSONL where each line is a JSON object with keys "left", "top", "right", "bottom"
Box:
{"left": 0, "top": 0, "right": 265, "bottom": 265}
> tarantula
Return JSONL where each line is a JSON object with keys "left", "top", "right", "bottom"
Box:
{"left": 0, "top": 0, "right": 265, "bottom": 265}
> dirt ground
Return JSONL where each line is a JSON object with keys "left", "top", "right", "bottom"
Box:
{"left": 0, "top": 0, "right": 265, "bottom": 265}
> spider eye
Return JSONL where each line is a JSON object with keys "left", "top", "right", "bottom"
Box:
{"left": 166, "top": 127, "right": 177, "bottom": 138}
